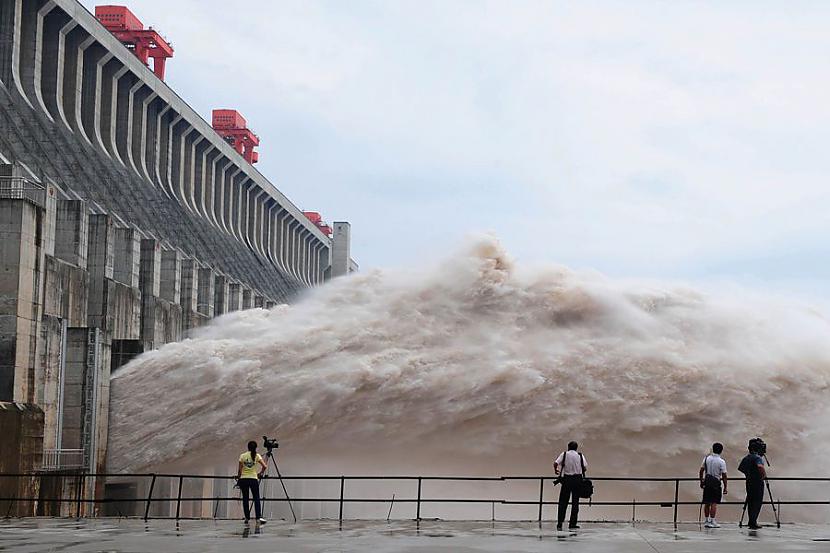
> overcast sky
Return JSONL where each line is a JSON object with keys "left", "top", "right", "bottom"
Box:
{"left": 81, "top": 1, "right": 830, "bottom": 299}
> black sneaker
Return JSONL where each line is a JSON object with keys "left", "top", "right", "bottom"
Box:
{"left": 556, "top": 524, "right": 563, "bottom": 531}
{"left": 748, "top": 524, "right": 761, "bottom": 529}
{"left": 568, "top": 524, "right": 580, "bottom": 529}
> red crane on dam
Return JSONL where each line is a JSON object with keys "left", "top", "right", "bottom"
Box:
{"left": 95, "top": 5, "right": 174, "bottom": 80}
{"left": 303, "top": 211, "right": 333, "bottom": 236}
{"left": 212, "top": 109, "right": 260, "bottom": 164}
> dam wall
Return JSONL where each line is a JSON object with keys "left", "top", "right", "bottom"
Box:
{"left": 0, "top": 0, "right": 355, "bottom": 509}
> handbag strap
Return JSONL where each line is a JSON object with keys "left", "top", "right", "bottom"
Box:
{"left": 559, "top": 450, "right": 586, "bottom": 476}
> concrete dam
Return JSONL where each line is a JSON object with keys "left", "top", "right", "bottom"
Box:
{"left": 0, "top": 0, "right": 354, "bottom": 513}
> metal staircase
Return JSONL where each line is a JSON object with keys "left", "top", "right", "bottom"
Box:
{"left": 81, "top": 328, "right": 99, "bottom": 470}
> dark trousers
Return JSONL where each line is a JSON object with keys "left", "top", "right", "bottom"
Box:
{"left": 239, "top": 478, "right": 262, "bottom": 520}
{"left": 745, "top": 481, "right": 764, "bottom": 527}
{"left": 557, "top": 475, "right": 582, "bottom": 527}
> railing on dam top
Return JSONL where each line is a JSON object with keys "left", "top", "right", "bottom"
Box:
{"left": 0, "top": 176, "right": 46, "bottom": 207}
{"left": 2, "top": 473, "right": 830, "bottom": 528}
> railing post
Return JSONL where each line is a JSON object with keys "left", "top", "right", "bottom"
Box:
{"left": 538, "top": 477, "right": 544, "bottom": 524}
{"left": 81, "top": 473, "right": 88, "bottom": 517}
{"left": 416, "top": 477, "right": 422, "bottom": 521}
{"left": 673, "top": 479, "right": 679, "bottom": 530}
{"left": 5, "top": 492, "right": 16, "bottom": 519}
{"left": 175, "top": 475, "right": 183, "bottom": 521}
{"left": 144, "top": 474, "right": 157, "bottom": 522}
{"left": 75, "top": 473, "right": 83, "bottom": 518}
{"left": 339, "top": 476, "right": 345, "bottom": 524}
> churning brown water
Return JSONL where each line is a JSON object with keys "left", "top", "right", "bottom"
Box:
{"left": 108, "top": 236, "right": 830, "bottom": 497}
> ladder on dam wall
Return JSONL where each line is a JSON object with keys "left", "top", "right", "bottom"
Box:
{"left": 81, "top": 329, "right": 100, "bottom": 472}
{"left": 0, "top": 473, "right": 828, "bottom": 526}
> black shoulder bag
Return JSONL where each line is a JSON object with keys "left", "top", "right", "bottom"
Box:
{"left": 578, "top": 453, "right": 594, "bottom": 501}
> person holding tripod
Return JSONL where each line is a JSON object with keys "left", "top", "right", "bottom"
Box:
{"left": 236, "top": 440, "right": 268, "bottom": 524}
{"left": 553, "top": 441, "right": 588, "bottom": 531}
{"left": 738, "top": 438, "right": 767, "bottom": 530}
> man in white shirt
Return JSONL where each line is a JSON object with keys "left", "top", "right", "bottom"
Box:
{"left": 699, "top": 442, "right": 728, "bottom": 528}
{"left": 553, "top": 441, "right": 587, "bottom": 531}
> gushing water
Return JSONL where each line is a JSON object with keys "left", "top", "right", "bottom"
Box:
{"left": 108, "top": 236, "right": 830, "bottom": 484}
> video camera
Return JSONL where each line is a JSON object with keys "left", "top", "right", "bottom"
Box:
{"left": 262, "top": 436, "right": 279, "bottom": 452}
{"left": 749, "top": 437, "right": 767, "bottom": 456}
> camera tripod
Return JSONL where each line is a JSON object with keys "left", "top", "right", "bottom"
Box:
{"left": 738, "top": 454, "right": 780, "bottom": 529}
{"left": 261, "top": 446, "right": 297, "bottom": 523}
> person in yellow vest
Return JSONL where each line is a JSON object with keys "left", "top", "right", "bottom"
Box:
{"left": 236, "top": 440, "right": 268, "bottom": 524}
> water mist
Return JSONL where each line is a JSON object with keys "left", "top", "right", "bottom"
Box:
{"left": 107, "top": 236, "right": 830, "bottom": 519}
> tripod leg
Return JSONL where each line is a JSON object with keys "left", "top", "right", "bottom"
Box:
{"left": 260, "top": 473, "right": 267, "bottom": 517}
{"left": 765, "top": 481, "right": 781, "bottom": 528}
{"left": 268, "top": 452, "right": 297, "bottom": 523}
{"left": 760, "top": 455, "right": 780, "bottom": 528}
{"left": 739, "top": 498, "right": 747, "bottom": 528}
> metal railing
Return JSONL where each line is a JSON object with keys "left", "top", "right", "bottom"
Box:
{"left": 0, "top": 176, "right": 47, "bottom": 207}
{"left": 2, "top": 472, "right": 829, "bottom": 527}
{"left": 41, "top": 449, "right": 85, "bottom": 471}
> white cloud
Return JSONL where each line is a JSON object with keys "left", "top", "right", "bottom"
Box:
{"left": 83, "top": 1, "right": 830, "bottom": 296}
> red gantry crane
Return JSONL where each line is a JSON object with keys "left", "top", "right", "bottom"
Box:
{"left": 212, "top": 109, "right": 260, "bottom": 164}
{"left": 95, "top": 5, "right": 174, "bottom": 80}
{"left": 302, "top": 211, "right": 333, "bottom": 236}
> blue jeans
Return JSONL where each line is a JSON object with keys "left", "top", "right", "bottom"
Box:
{"left": 239, "top": 478, "right": 262, "bottom": 520}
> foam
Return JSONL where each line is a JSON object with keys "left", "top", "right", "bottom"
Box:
{"left": 108, "top": 235, "right": 830, "bottom": 483}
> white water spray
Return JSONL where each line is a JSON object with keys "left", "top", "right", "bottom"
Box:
{"left": 108, "top": 236, "right": 830, "bottom": 485}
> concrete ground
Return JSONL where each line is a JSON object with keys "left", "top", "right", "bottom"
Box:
{"left": 2, "top": 519, "right": 830, "bottom": 552}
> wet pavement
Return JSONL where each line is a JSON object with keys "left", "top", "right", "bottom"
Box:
{"left": 2, "top": 519, "right": 830, "bottom": 552}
